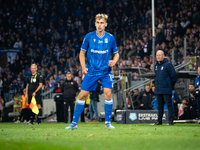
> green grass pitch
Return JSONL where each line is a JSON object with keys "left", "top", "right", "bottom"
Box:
{"left": 0, "top": 122, "right": 200, "bottom": 150}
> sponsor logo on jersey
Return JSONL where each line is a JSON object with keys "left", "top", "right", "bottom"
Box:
{"left": 91, "top": 49, "right": 108, "bottom": 54}
{"left": 98, "top": 40, "right": 103, "bottom": 43}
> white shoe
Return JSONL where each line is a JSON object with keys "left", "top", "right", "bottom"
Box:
{"left": 23, "top": 120, "right": 27, "bottom": 123}
{"left": 14, "top": 120, "right": 20, "bottom": 123}
{"left": 105, "top": 123, "right": 115, "bottom": 129}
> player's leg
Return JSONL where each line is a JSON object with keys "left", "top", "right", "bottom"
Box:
{"left": 163, "top": 94, "right": 174, "bottom": 124}
{"left": 36, "top": 95, "right": 42, "bottom": 124}
{"left": 69, "top": 100, "right": 74, "bottom": 122}
{"left": 64, "top": 100, "right": 69, "bottom": 123}
{"left": 65, "top": 75, "right": 98, "bottom": 129}
{"left": 65, "top": 90, "right": 89, "bottom": 129}
{"left": 103, "top": 88, "right": 115, "bottom": 128}
{"left": 156, "top": 94, "right": 164, "bottom": 124}
{"left": 100, "top": 72, "right": 115, "bottom": 128}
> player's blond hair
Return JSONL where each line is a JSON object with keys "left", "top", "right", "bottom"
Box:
{"left": 95, "top": 13, "right": 108, "bottom": 22}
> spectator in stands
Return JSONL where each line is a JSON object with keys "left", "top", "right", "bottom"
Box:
{"left": 131, "top": 88, "right": 140, "bottom": 109}
{"left": 142, "top": 36, "right": 152, "bottom": 56}
{"left": 189, "top": 83, "right": 198, "bottom": 119}
{"left": 178, "top": 98, "right": 191, "bottom": 120}
{"left": 141, "top": 61, "right": 150, "bottom": 70}
{"left": 13, "top": 38, "right": 23, "bottom": 48}
{"left": 156, "top": 28, "right": 165, "bottom": 45}
{"left": 136, "top": 84, "right": 153, "bottom": 110}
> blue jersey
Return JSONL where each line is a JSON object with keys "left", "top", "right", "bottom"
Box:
{"left": 81, "top": 31, "right": 118, "bottom": 76}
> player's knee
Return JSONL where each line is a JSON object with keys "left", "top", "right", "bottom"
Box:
{"left": 105, "top": 92, "right": 112, "bottom": 99}
{"left": 79, "top": 94, "right": 87, "bottom": 100}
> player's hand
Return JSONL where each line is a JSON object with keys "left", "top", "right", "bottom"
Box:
{"left": 108, "top": 60, "right": 116, "bottom": 67}
{"left": 140, "top": 104, "right": 144, "bottom": 106}
{"left": 25, "top": 94, "right": 28, "bottom": 98}
{"left": 82, "top": 68, "right": 88, "bottom": 75}
{"left": 32, "top": 92, "right": 36, "bottom": 97}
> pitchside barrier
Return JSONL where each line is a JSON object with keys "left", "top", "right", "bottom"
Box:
{"left": 116, "top": 110, "right": 168, "bottom": 124}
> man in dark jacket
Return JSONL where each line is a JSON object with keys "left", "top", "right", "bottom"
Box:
{"left": 61, "top": 72, "right": 78, "bottom": 123}
{"left": 136, "top": 84, "right": 153, "bottom": 110}
{"left": 153, "top": 50, "right": 177, "bottom": 125}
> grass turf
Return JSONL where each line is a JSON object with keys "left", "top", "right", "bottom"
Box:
{"left": 0, "top": 122, "right": 200, "bottom": 150}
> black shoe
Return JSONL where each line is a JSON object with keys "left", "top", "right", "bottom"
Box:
{"left": 151, "top": 122, "right": 162, "bottom": 125}
{"left": 167, "top": 122, "right": 174, "bottom": 125}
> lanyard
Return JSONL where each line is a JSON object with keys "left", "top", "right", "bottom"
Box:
{"left": 31, "top": 74, "right": 37, "bottom": 83}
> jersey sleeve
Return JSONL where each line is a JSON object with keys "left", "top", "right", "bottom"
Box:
{"left": 111, "top": 36, "right": 118, "bottom": 54}
{"left": 81, "top": 34, "right": 89, "bottom": 51}
{"left": 38, "top": 75, "right": 43, "bottom": 83}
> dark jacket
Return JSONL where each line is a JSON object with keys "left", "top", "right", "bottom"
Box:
{"left": 154, "top": 58, "right": 177, "bottom": 94}
{"left": 61, "top": 79, "right": 78, "bottom": 100}
{"left": 136, "top": 90, "right": 154, "bottom": 109}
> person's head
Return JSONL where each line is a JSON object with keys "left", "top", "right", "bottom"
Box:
{"left": 66, "top": 72, "right": 72, "bottom": 81}
{"left": 198, "top": 67, "right": 200, "bottom": 75}
{"left": 23, "top": 89, "right": 26, "bottom": 94}
{"left": 142, "top": 61, "right": 147, "bottom": 68}
{"left": 134, "top": 89, "right": 139, "bottom": 95}
{"left": 143, "top": 36, "right": 148, "bottom": 43}
{"left": 95, "top": 14, "right": 108, "bottom": 33}
{"left": 145, "top": 84, "right": 151, "bottom": 92}
{"left": 156, "top": 50, "right": 165, "bottom": 62}
{"left": 15, "top": 92, "right": 20, "bottom": 97}
{"left": 182, "top": 98, "right": 188, "bottom": 106}
{"left": 31, "top": 64, "right": 37, "bottom": 74}
{"left": 189, "top": 83, "right": 195, "bottom": 93}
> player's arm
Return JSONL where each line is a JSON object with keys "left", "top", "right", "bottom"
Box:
{"left": 34, "top": 83, "right": 43, "bottom": 93}
{"left": 32, "top": 82, "right": 43, "bottom": 97}
{"left": 109, "top": 36, "right": 119, "bottom": 67}
{"left": 80, "top": 50, "right": 88, "bottom": 75}
{"left": 108, "top": 53, "right": 119, "bottom": 67}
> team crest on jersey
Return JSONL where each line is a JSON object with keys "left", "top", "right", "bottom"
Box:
{"left": 33, "top": 78, "right": 36, "bottom": 82}
{"left": 105, "top": 38, "right": 108, "bottom": 43}
{"left": 94, "top": 39, "right": 96, "bottom": 42}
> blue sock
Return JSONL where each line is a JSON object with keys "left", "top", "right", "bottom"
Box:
{"left": 71, "top": 99, "right": 85, "bottom": 124}
{"left": 104, "top": 99, "right": 113, "bottom": 124}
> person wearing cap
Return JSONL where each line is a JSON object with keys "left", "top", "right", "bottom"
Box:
{"left": 61, "top": 71, "right": 78, "bottom": 123}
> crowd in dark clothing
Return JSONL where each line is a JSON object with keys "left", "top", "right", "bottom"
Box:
{"left": 0, "top": 0, "right": 200, "bottom": 112}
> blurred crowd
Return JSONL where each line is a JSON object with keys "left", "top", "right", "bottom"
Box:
{"left": 0, "top": 0, "right": 200, "bottom": 105}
